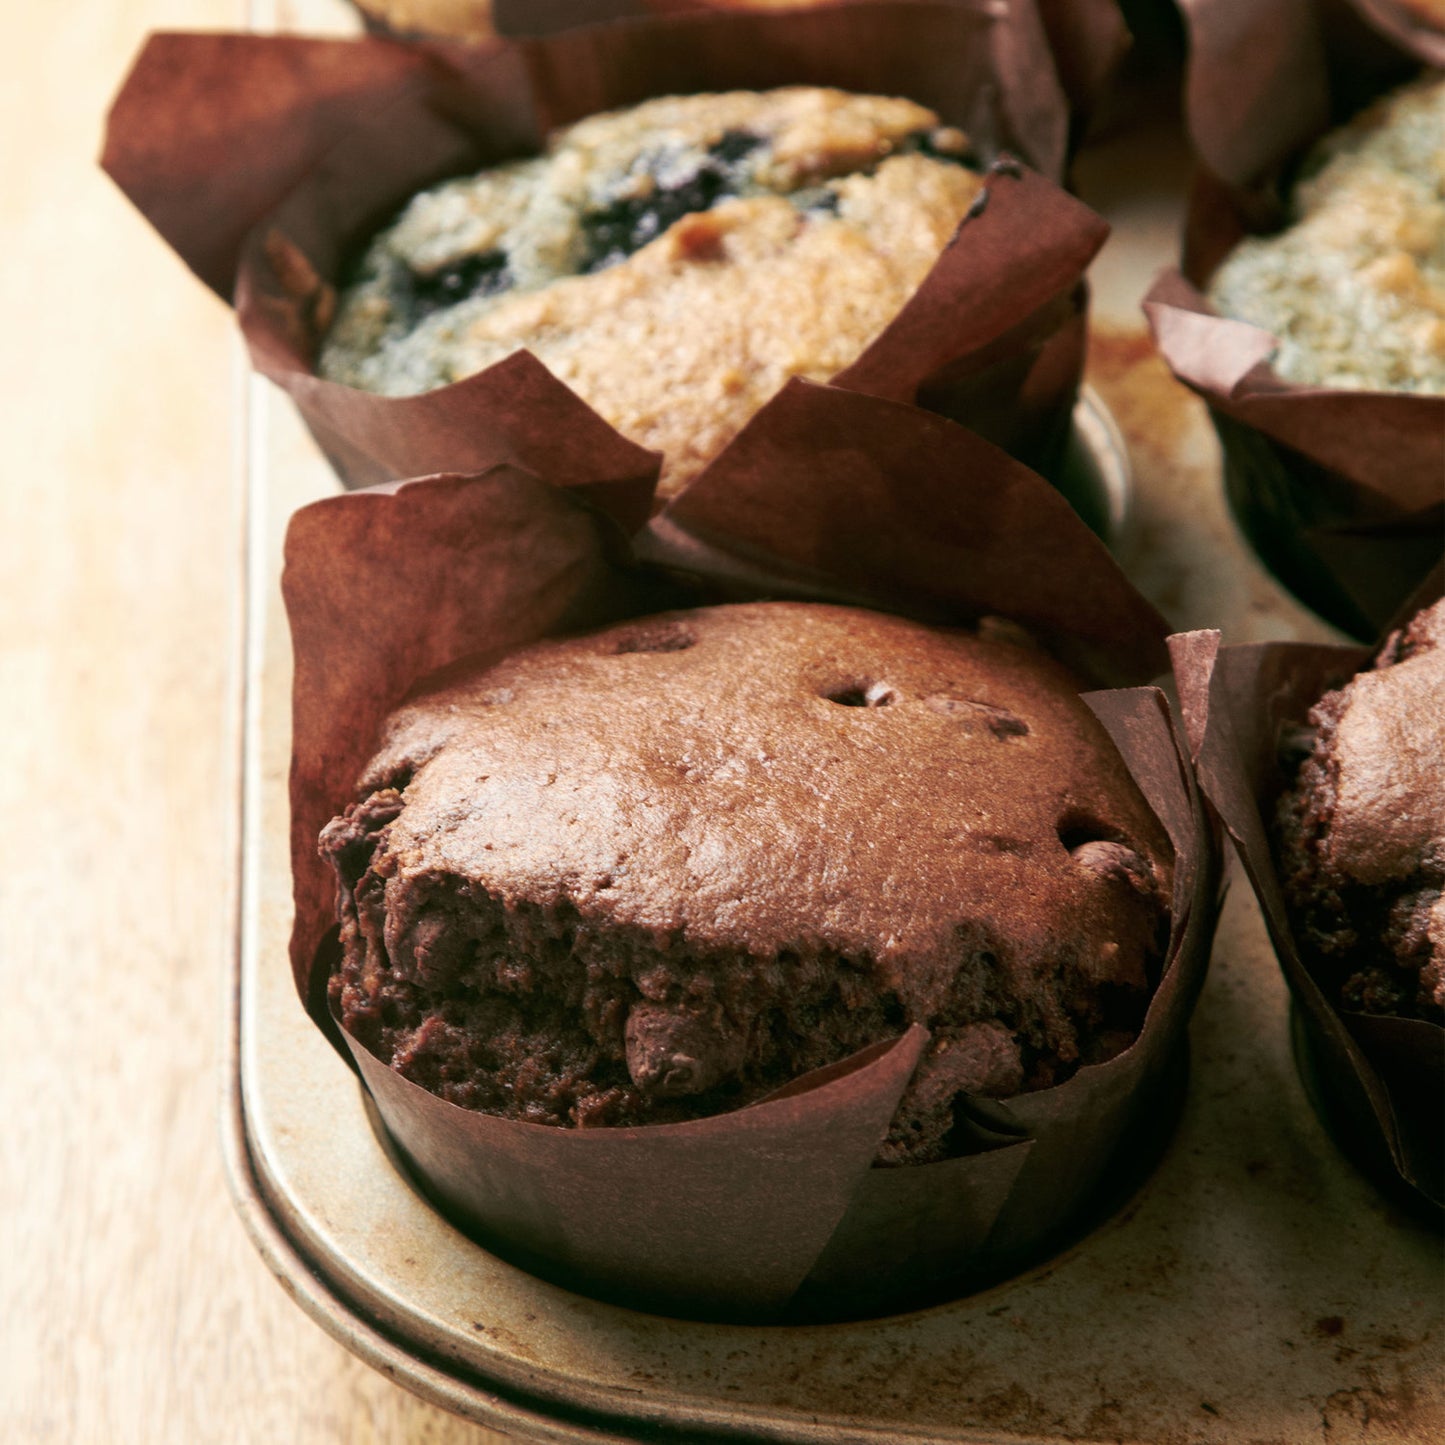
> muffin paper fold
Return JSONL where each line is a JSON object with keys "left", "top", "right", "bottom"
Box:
{"left": 283, "top": 396, "right": 1218, "bottom": 1319}
{"left": 1169, "top": 628, "right": 1444, "bottom": 1210}
{"left": 1343, "top": 0, "right": 1445, "bottom": 67}
{"left": 382, "top": 0, "right": 1129, "bottom": 130}
{"left": 649, "top": 378, "right": 1167, "bottom": 687}
{"left": 349, "top": 1021, "right": 933, "bottom": 1318}
{"left": 103, "top": 8, "right": 1107, "bottom": 502}
{"left": 1177, "top": 0, "right": 1441, "bottom": 197}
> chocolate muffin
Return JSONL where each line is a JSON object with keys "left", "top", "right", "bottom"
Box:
{"left": 1276, "top": 599, "right": 1445, "bottom": 1022}
{"left": 321, "top": 603, "right": 1174, "bottom": 1166}
{"left": 319, "top": 88, "right": 984, "bottom": 498}
{"left": 1205, "top": 73, "right": 1445, "bottom": 394}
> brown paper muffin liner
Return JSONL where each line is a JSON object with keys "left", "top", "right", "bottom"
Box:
{"left": 1153, "top": 1, "right": 1445, "bottom": 640}
{"left": 1178, "top": 0, "right": 1438, "bottom": 194}
{"left": 358, "top": 0, "right": 1131, "bottom": 130}
{"left": 1170, "top": 622, "right": 1444, "bottom": 1214}
{"left": 283, "top": 384, "right": 1219, "bottom": 1320}
{"left": 102, "top": 9, "right": 1110, "bottom": 508}
{"left": 1331, "top": 0, "right": 1445, "bottom": 74}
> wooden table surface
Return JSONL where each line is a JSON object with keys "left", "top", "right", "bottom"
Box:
{"left": 1, "top": 1, "right": 506, "bottom": 1438}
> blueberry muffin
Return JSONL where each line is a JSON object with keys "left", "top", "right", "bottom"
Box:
{"left": 319, "top": 89, "right": 985, "bottom": 498}
{"left": 321, "top": 602, "right": 1174, "bottom": 1165}
{"left": 1276, "top": 599, "right": 1445, "bottom": 1022}
{"left": 1206, "top": 73, "right": 1445, "bottom": 393}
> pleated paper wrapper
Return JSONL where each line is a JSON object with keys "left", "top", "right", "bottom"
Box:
{"left": 1170, "top": 612, "right": 1443, "bottom": 1215}
{"left": 354, "top": 0, "right": 1131, "bottom": 129}
{"left": 102, "top": 5, "right": 1111, "bottom": 510}
{"left": 282, "top": 383, "right": 1220, "bottom": 1320}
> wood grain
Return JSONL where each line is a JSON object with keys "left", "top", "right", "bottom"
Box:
{"left": 0, "top": 2, "right": 509, "bottom": 1438}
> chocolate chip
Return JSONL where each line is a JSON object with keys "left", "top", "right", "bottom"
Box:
{"left": 611, "top": 622, "right": 696, "bottom": 654}
{"left": 1056, "top": 813, "right": 1118, "bottom": 852}
{"left": 624, "top": 1003, "right": 740, "bottom": 1096}
{"left": 825, "top": 681, "right": 897, "bottom": 708}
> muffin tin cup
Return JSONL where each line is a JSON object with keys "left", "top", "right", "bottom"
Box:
{"left": 103, "top": 8, "right": 1113, "bottom": 522}
{"left": 1169, "top": 628, "right": 1445, "bottom": 1214}
{"left": 280, "top": 385, "right": 1219, "bottom": 1322}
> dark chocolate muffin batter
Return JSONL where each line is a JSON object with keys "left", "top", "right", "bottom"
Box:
{"left": 323, "top": 603, "right": 1174, "bottom": 1163}
{"left": 1276, "top": 599, "right": 1445, "bottom": 1022}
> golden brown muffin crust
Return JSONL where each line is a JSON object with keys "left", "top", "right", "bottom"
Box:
{"left": 320, "top": 89, "right": 983, "bottom": 498}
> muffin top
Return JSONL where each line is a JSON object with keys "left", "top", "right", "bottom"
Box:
{"left": 356, "top": 603, "right": 1170, "bottom": 972}
{"left": 323, "top": 604, "right": 1174, "bottom": 1156}
{"left": 1277, "top": 599, "right": 1445, "bottom": 1019}
{"left": 1206, "top": 73, "right": 1445, "bottom": 393}
{"left": 1311, "top": 601, "right": 1445, "bottom": 888}
{"left": 320, "top": 88, "right": 984, "bottom": 497}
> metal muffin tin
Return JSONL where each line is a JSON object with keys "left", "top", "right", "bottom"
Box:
{"left": 226, "top": 24, "right": 1442, "bottom": 1433}
{"left": 231, "top": 384, "right": 1442, "bottom": 1444}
